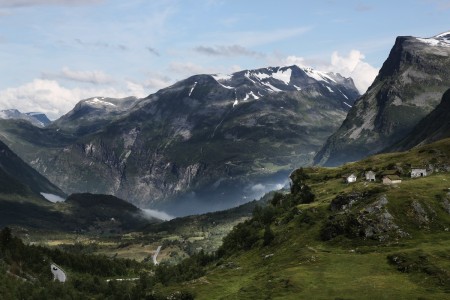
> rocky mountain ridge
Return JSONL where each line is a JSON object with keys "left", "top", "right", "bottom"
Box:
{"left": 314, "top": 31, "right": 450, "bottom": 166}
{"left": 0, "top": 65, "right": 359, "bottom": 215}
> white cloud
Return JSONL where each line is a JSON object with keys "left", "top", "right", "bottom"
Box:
{"left": 283, "top": 55, "right": 307, "bottom": 67}
{"left": 0, "top": 79, "right": 128, "bottom": 120}
{"left": 42, "top": 67, "right": 115, "bottom": 85}
{"left": 327, "top": 50, "right": 378, "bottom": 93}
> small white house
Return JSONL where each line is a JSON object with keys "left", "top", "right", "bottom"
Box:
{"left": 383, "top": 175, "right": 402, "bottom": 185}
{"left": 365, "top": 171, "right": 376, "bottom": 182}
{"left": 50, "top": 263, "right": 67, "bottom": 283}
{"left": 411, "top": 168, "right": 427, "bottom": 178}
{"left": 342, "top": 174, "right": 357, "bottom": 183}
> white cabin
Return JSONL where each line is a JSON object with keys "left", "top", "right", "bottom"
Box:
{"left": 411, "top": 168, "right": 427, "bottom": 178}
{"left": 343, "top": 174, "right": 357, "bottom": 183}
{"left": 365, "top": 171, "right": 376, "bottom": 182}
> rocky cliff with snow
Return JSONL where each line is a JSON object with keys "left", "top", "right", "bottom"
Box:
{"left": 314, "top": 31, "right": 450, "bottom": 166}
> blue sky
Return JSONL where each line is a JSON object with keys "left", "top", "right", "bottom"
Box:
{"left": 0, "top": 0, "right": 449, "bottom": 119}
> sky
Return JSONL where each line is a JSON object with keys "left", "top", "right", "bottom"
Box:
{"left": 0, "top": 0, "right": 449, "bottom": 119}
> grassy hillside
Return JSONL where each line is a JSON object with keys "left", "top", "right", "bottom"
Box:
{"left": 2, "top": 138, "right": 450, "bottom": 299}
{"left": 155, "top": 138, "right": 450, "bottom": 299}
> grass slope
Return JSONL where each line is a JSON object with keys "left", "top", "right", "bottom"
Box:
{"left": 160, "top": 138, "right": 450, "bottom": 299}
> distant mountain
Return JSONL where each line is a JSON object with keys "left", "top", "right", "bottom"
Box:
{"left": 0, "top": 137, "right": 157, "bottom": 230}
{"left": 0, "top": 65, "right": 359, "bottom": 215}
{"left": 314, "top": 31, "right": 450, "bottom": 166}
{"left": 0, "top": 109, "right": 51, "bottom": 127}
{"left": 50, "top": 96, "right": 138, "bottom": 135}
{"left": 25, "top": 112, "right": 51, "bottom": 126}
{"left": 387, "top": 88, "right": 450, "bottom": 151}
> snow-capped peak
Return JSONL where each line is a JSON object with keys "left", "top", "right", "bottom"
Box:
{"left": 435, "top": 31, "right": 450, "bottom": 38}
{"left": 85, "top": 97, "right": 117, "bottom": 107}
{"left": 416, "top": 31, "right": 450, "bottom": 47}
{"left": 302, "top": 67, "right": 336, "bottom": 83}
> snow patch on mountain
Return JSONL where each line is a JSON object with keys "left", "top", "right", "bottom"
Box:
{"left": 271, "top": 68, "right": 292, "bottom": 84}
{"left": 212, "top": 74, "right": 235, "bottom": 89}
{"left": 416, "top": 32, "right": 450, "bottom": 47}
{"left": 263, "top": 82, "right": 282, "bottom": 92}
{"left": 244, "top": 71, "right": 256, "bottom": 84}
{"left": 248, "top": 91, "right": 259, "bottom": 99}
{"left": 303, "top": 67, "right": 336, "bottom": 83}
{"left": 87, "top": 98, "right": 117, "bottom": 107}
{"left": 188, "top": 82, "right": 198, "bottom": 97}
{"left": 212, "top": 74, "right": 232, "bottom": 81}
{"left": 253, "top": 72, "right": 271, "bottom": 81}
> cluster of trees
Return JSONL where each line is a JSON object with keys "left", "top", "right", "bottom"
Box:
{"left": 154, "top": 250, "right": 215, "bottom": 285}
{"left": 0, "top": 227, "right": 195, "bottom": 299}
{"left": 217, "top": 168, "right": 315, "bottom": 257}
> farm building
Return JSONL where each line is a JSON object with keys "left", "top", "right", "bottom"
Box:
{"left": 381, "top": 170, "right": 399, "bottom": 176}
{"left": 382, "top": 175, "right": 402, "bottom": 185}
{"left": 365, "top": 171, "right": 376, "bottom": 182}
{"left": 342, "top": 174, "right": 357, "bottom": 183}
{"left": 411, "top": 168, "right": 427, "bottom": 178}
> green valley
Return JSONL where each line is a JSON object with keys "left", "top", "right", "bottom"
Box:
{"left": 2, "top": 138, "right": 450, "bottom": 299}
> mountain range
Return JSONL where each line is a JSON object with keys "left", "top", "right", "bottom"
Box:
{"left": 0, "top": 65, "right": 359, "bottom": 215}
{"left": 2, "top": 31, "right": 450, "bottom": 215}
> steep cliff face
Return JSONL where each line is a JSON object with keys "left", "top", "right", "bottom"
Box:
{"left": 0, "top": 139, "right": 65, "bottom": 198}
{"left": 0, "top": 65, "right": 359, "bottom": 214}
{"left": 314, "top": 32, "right": 450, "bottom": 166}
{"left": 388, "top": 88, "right": 450, "bottom": 151}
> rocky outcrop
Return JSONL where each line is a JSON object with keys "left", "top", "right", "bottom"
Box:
{"left": 322, "top": 195, "right": 409, "bottom": 242}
